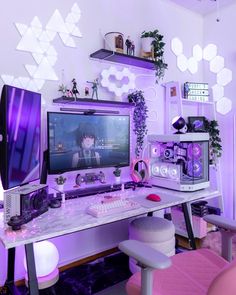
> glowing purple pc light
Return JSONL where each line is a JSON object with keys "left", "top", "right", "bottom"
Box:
{"left": 187, "top": 143, "right": 202, "bottom": 159}
{"left": 187, "top": 160, "right": 202, "bottom": 178}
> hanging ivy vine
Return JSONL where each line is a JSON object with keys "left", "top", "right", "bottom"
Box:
{"left": 128, "top": 90, "right": 148, "bottom": 158}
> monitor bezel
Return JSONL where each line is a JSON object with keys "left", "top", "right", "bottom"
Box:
{"left": 46, "top": 111, "right": 130, "bottom": 175}
{"left": 0, "top": 85, "right": 41, "bottom": 190}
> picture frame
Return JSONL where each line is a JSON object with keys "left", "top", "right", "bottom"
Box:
{"left": 188, "top": 116, "right": 206, "bottom": 132}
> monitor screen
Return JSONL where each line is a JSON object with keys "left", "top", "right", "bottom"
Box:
{"left": 47, "top": 112, "right": 130, "bottom": 174}
{"left": 0, "top": 85, "right": 41, "bottom": 190}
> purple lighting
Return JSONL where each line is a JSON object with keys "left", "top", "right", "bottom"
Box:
{"left": 187, "top": 160, "right": 202, "bottom": 178}
{"left": 187, "top": 143, "right": 202, "bottom": 159}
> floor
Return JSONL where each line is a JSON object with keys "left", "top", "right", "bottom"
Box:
{"left": 16, "top": 252, "right": 131, "bottom": 295}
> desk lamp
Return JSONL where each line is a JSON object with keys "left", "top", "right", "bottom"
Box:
{"left": 24, "top": 240, "right": 59, "bottom": 289}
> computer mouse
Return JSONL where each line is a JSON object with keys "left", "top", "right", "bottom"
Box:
{"left": 49, "top": 199, "right": 62, "bottom": 209}
{"left": 146, "top": 194, "right": 161, "bottom": 202}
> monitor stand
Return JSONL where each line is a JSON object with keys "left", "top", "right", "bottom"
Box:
{"left": 40, "top": 150, "right": 48, "bottom": 185}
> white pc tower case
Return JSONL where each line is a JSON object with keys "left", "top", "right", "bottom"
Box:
{"left": 148, "top": 133, "right": 209, "bottom": 191}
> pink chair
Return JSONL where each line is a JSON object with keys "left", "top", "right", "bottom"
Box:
{"left": 119, "top": 214, "right": 236, "bottom": 295}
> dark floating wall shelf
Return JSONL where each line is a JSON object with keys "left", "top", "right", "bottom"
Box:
{"left": 90, "top": 49, "right": 155, "bottom": 70}
{"left": 53, "top": 97, "right": 134, "bottom": 108}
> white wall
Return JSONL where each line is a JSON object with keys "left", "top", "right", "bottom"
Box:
{"left": 0, "top": 0, "right": 204, "bottom": 284}
{"left": 203, "top": 3, "right": 236, "bottom": 218}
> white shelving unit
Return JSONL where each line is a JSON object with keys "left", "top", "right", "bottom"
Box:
{"left": 163, "top": 81, "right": 223, "bottom": 239}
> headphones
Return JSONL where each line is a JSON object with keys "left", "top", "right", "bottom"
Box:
{"left": 131, "top": 159, "right": 149, "bottom": 183}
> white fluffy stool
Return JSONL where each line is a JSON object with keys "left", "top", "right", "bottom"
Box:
{"left": 129, "top": 216, "right": 176, "bottom": 273}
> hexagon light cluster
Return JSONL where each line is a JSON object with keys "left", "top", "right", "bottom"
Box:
{"left": 171, "top": 37, "right": 233, "bottom": 115}
{"left": 101, "top": 66, "right": 136, "bottom": 97}
{"left": 1, "top": 3, "right": 82, "bottom": 92}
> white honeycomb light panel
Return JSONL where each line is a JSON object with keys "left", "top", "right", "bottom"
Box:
{"left": 212, "top": 84, "right": 224, "bottom": 101}
{"left": 2, "top": 3, "right": 82, "bottom": 92}
{"left": 171, "top": 37, "right": 233, "bottom": 115}
{"left": 177, "top": 54, "right": 188, "bottom": 72}
{"left": 217, "top": 68, "right": 232, "bottom": 86}
{"left": 101, "top": 66, "right": 136, "bottom": 96}
{"left": 192, "top": 45, "right": 203, "bottom": 62}
{"left": 203, "top": 44, "right": 217, "bottom": 61}
{"left": 216, "top": 97, "right": 232, "bottom": 115}
{"left": 171, "top": 38, "right": 183, "bottom": 56}
{"left": 188, "top": 57, "right": 198, "bottom": 74}
{"left": 210, "top": 56, "right": 224, "bottom": 73}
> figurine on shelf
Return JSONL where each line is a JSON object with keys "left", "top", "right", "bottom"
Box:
{"left": 131, "top": 42, "right": 135, "bottom": 56}
{"left": 125, "top": 36, "right": 132, "bottom": 55}
{"left": 58, "top": 84, "right": 68, "bottom": 97}
{"left": 87, "top": 79, "right": 99, "bottom": 100}
{"left": 85, "top": 86, "right": 89, "bottom": 97}
{"left": 71, "top": 78, "right": 80, "bottom": 99}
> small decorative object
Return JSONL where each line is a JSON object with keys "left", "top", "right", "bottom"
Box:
{"left": 58, "top": 84, "right": 67, "bottom": 97}
{"left": 141, "top": 30, "right": 168, "bottom": 83}
{"left": 55, "top": 175, "right": 66, "bottom": 192}
{"left": 85, "top": 86, "right": 89, "bottom": 96}
{"left": 57, "top": 142, "right": 64, "bottom": 151}
{"left": 71, "top": 78, "right": 80, "bottom": 99}
{"left": 87, "top": 79, "right": 99, "bottom": 100}
{"left": 128, "top": 91, "right": 148, "bottom": 158}
{"left": 104, "top": 32, "right": 124, "bottom": 53}
{"left": 188, "top": 116, "right": 206, "bottom": 132}
{"left": 66, "top": 89, "right": 73, "bottom": 98}
{"left": 113, "top": 167, "right": 121, "bottom": 184}
{"left": 204, "top": 119, "right": 222, "bottom": 166}
{"left": 125, "top": 36, "right": 132, "bottom": 55}
{"left": 131, "top": 42, "right": 135, "bottom": 56}
{"left": 184, "top": 82, "right": 209, "bottom": 102}
{"left": 172, "top": 116, "right": 187, "bottom": 134}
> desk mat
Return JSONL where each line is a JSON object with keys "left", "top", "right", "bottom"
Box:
{"left": 133, "top": 194, "right": 184, "bottom": 209}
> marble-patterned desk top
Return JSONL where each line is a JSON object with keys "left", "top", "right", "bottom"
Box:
{"left": 0, "top": 187, "right": 221, "bottom": 249}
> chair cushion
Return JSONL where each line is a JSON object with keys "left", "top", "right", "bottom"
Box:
{"left": 129, "top": 217, "right": 175, "bottom": 243}
{"left": 126, "top": 249, "right": 228, "bottom": 295}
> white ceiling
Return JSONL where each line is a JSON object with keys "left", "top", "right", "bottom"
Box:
{"left": 169, "top": 0, "right": 236, "bottom": 15}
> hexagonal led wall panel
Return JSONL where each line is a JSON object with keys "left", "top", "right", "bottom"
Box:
{"left": 216, "top": 97, "right": 232, "bottom": 115}
{"left": 210, "top": 56, "right": 224, "bottom": 73}
{"left": 101, "top": 66, "right": 136, "bottom": 97}
{"left": 177, "top": 54, "right": 188, "bottom": 72}
{"left": 217, "top": 68, "right": 232, "bottom": 86}
{"left": 192, "top": 44, "right": 203, "bottom": 62}
{"left": 212, "top": 84, "right": 224, "bottom": 101}
{"left": 171, "top": 37, "right": 233, "bottom": 115}
{"left": 188, "top": 57, "right": 198, "bottom": 74}
{"left": 171, "top": 38, "right": 183, "bottom": 56}
{"left": 203, "top": 44, "right": 217, "bottom": 61}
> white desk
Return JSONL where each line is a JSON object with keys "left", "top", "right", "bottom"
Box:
{"left": 0, "top": 186, "right": 221, "bottom": 294}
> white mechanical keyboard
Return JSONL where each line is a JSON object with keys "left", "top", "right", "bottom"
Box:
{"left": 86, "top": 198, "right": 141, "bottom": 217}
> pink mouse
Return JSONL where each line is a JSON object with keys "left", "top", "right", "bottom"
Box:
{"left": 146, "top": 194, "right": 161, "bottom": 202}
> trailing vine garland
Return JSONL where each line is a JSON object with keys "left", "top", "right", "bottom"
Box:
{"left": 128, "top": 90, "right": 148, "bottom": 158}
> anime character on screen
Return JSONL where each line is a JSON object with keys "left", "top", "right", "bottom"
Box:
{"left": 72, "top": 123, "right": 100, "bottom": 168}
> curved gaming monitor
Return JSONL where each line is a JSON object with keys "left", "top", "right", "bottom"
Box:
{"left": 0, "top": 85, "right": 41, "bottom": 190}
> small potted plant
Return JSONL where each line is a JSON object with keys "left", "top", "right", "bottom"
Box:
{"left": 141, "top": 29, "right": 168, "bottom": 83}
{"left": 55, "top": 175, "right": 66, "bottom": 192}
{"left": 113, "top": 167, "right": 121, "bottom": 184}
